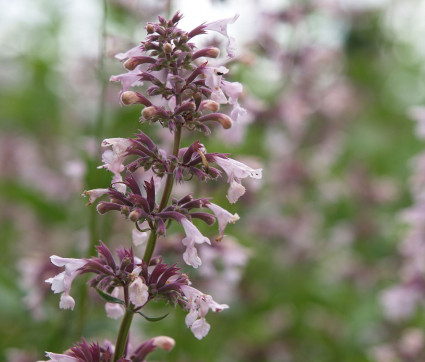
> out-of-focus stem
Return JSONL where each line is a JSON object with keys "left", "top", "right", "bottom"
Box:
{"left": 113, "top": 308, "right": 134, "bottom": 361}
{"left": 75, "top": 0, "right": 108, "bottom": 339}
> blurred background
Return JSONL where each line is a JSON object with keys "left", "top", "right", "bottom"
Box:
{"left": 2, "top": 0, "right": 425, "bottom": 361}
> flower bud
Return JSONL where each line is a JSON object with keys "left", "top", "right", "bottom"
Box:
{"left": 192, "top": 47, "right": 220, "bottom": 60}
{"left": 121, "top": 91, "right": 152, "bottom": 107}
{"left": 146, "top": 24, "right": 154, "bottom": 34}
{"left": 175, "top": 101, "right": 196, "bottom": 115}
{"left": 124, "top": 56, "right": 155, "bottom": 70}
{"left": 97, "top": 202, "right": 121, "bottom": 214}
{"left": 142, "top": 106, "right": 157, "bottom": 119}
{"left": 197, "top": 113, "right": 232, "bottom": 129}
{"left": 153, "top": 336, "right": 175, "bottom": 351}
{"left": 129, "top": 209, "right": 143, "bottom": 222}
{"left": 163, "top": 43, "right": 173, "bottom": 53}
{"left": 121, "top": 206, "right": 130, "bottom": 217}
{"left": 128, "top": 278, "right": 149, "bottom": 307}
{"left": 120, "top": 91, "right": 139, "bottom": 105}
{"left": 199, "top": 100, "right": 220, "bottom": 112}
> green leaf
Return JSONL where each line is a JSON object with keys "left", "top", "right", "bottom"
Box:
{"left": 95, "top": 288, "right": 125, "bottom": 305}
{"left": 136, "top": 311, "right": 169, "bottom": 322}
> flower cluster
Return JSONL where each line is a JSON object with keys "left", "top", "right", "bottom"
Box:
{"left": 43, "top": 335, "right": 175, "bottom": 362}
{"left": 45, "top": 12, "right": 260, "bottom": 359}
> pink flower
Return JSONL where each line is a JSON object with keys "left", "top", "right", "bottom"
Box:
{"left": 202, "top": 67, "right": 246, "bottom": 121}
{"left": 129, "top": 268, "right": 149, "bottom": 307}
{"left": 45, "top": 256, "right": 87, "bottom": 310}
{"left": 98, "top": 138, "right": 133, "bottom": 192}
{"left": 110, "top": 68, "right": 144, "bottom": 93}
{"left": 203, "top": 66, "right": 229, "bottom": 104}
{"left": 44, "top": 352, "right": 79, "bottom": 361}
{"left": 114, "top": 44, "right": 144, "bottom": 61}
{"left": 180, "top": 218, "right": 211, "bottom": 268}
{"left": 180, "top": 285, "right": 228, "bottom": 340}
{"left": 206, "top": 202, "right": 239, "bottom": 237}
{"left": 215, "top": 157, "right": 262, "bottom": 203}
{"left": 82, "top": 188, "right": 109, "bottom": 204}
{"left": 380, "top": 285, "right": 422, "bottom": 321}
{"left": 205, "top": 15, "right": 239, "bottom": 58}
{"left": 105, "top": 287, "right": 125, "bottom": 319}
{"left": 221, "top": 80, "right": 246, "bottom": 121}
{"left": 409, "top": 106, "right": 425, "bottom": 139}
{"left": 132, "top": 226, "right": 149, "bottom": 247}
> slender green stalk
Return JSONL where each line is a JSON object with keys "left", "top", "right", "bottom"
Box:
{"left": 143, "top": 125, "right": 182, "bottom": 263}
{"left": 113, "top": 308, "right": 134, "bottom": 361}
{"left": 143, "top": 227, "right": 158, "bottom": 264}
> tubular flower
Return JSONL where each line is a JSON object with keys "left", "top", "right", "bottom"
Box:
{"left": 180, "top": 285, "right": 229, "bottom": 340}
{"left": 45, "top": 256, "right": 87, "bottom": 310}
{"left": 214, "top": 156, "right": 262, "bottom": 203}
{"left": 180, "top": 218, "right": 211, "bottom": 268}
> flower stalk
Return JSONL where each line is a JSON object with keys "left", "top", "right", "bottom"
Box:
{"left": 113, "top": 308, "right": 134, "bottom": 362}
{"left": 43, "top": 12, "right": 261, "bottom": 361}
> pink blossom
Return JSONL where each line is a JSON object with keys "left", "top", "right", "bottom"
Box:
{"left": 380, "top": 285, "right": 422, "bottom": 321}
{"left": 132, "top": 226, "right": 149, "bottom": 247}
{"left": 98, "top": 138, "right": 132, "bottom": 192}
{"left": 110, "top": 68, "right": 144, "bottom": 93}
{"left": 221, "top": 80, "right": 246, "bottom": 121}
{"left": 205, "top": 15, "right": 239, "bottom": 58}
{"left": 43, "top": 352, "right": 79, "bottom": 361}
{"left": 180, "top": 285, "right": 228, "bottom": 339}
{"left": 206, "top": 202, "right": 239, "bottom": 237}
{"left": 82, "top": 188, "right": 109, "bottom": 204}
{"left": 129, "top": 272, "right": 149, "bottom": 307}
{"left": 202, "top": 66, "right": 228, "bottom": 103}
{"left": 215, "top": 157, "right": 262, "bottom": 203}
{"left": 180, "top": 218, "right": 211, "bottom": 268}
{"left": 409, "top": 106, "right": 425, "bottom": 139}
{"left": 45, "top": 256, "right": 87, "bottom": 310}
{"left": 114, "top": 44, "right": 144, "bottom": 61}
{"left": 227, "top": 179, "right": 246, "bottom": 204}
{"left": 105, "top": 287, "right": 125, "bottom": 319}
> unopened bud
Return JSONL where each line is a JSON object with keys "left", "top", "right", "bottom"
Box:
{"left": 129, "top": 209, "right": 143, "bottom": 222}
{"left": 142, "top": 106, "right": 157, "bottom": 119}
{"left": 175, "top": 101, "right": 196, "bottom": 115}
{"left": 192, "top": 47, "right": 220, "bottom": 60}
{"left": 181, "top": 34, "right": 188, "bottom": 42}
{"left": 124, "top": 56, "right": 155, "bottom": 70}
{"left": 163, "top": 43, "right": 172, "bottom": 53}
{"left": 146, "top": 24, "right": 154, "bottom": 34}
{"left": 96, "top": 202, "right": 120, "bottom": 215}
{"left": 121, "top": 91, "right": 140, "bottom": 105}
{"left": 197, "top": 113, "right": 232, "bottom": 129}
{"left": 121, "top": 91, "right": 152, "bottom": 107}
{"left": 153, "top": 336, "right": 175, "bottom": 351}
{"left": 216, "top": 114, "right": 232, "bottom": 129}
{"left": 121, "top": 206, "right": 130, "bottom": 217}
{"left": 199, "top": 100, "right": 219, "bottom": 112}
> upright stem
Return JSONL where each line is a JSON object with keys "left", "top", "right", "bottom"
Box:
{"left": 75, "top": 0, "right": 108, "bottom": 339}
{"left": 143, "top": 125, "right": 182, "bottom": 263}
{"left": 113, "top": 308, "right": 134, "bottom": 361}
{"left": 143, "top": 226, "right": 158, "bottom": 264}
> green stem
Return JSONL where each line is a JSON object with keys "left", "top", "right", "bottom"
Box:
{"left": 113, "top": 308, "right": 134, "bottom": 361}
{"left": 142, "top": 125, "right": 182, "bottom": 263}
{"left": 143, "top": 227, "right": 158, "bottom": 264}
{"left": 75, "top": 0, "right": 108, "bottom": 339}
